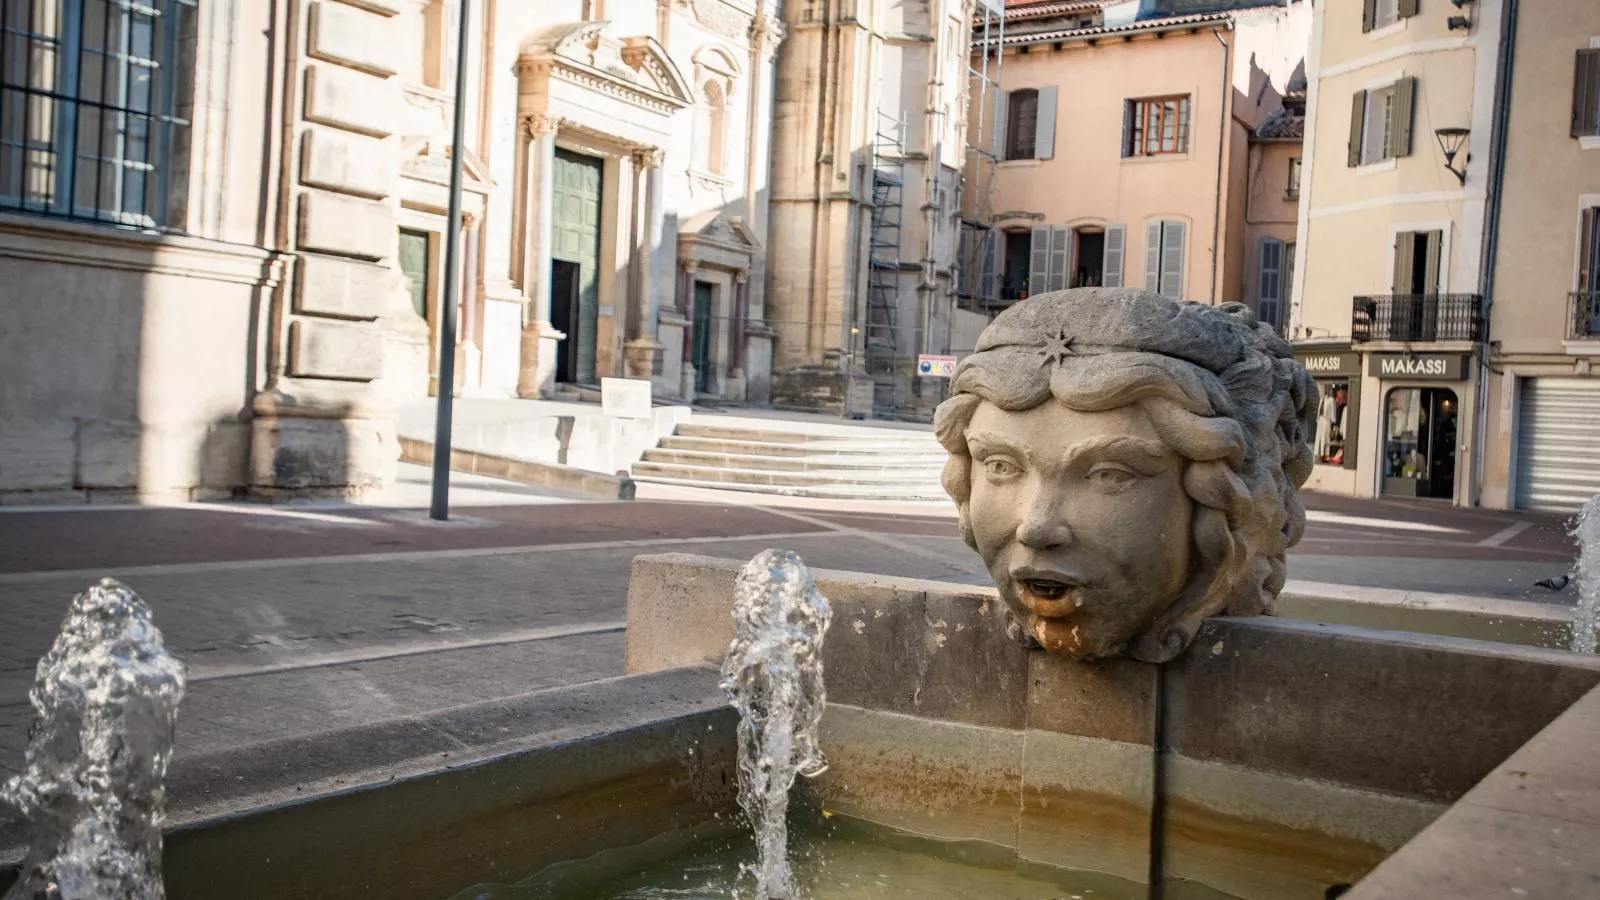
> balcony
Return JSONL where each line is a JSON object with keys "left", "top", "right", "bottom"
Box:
{"left": 1351, "top": 294, "right": 1486, "bottom": 344}
{"left": 1569, "top": 291, "right": 1600, "bottom": 339}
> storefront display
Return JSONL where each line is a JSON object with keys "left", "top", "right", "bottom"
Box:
{"left": 1293, "top": 348, "right": 1361, "bottom": 470}
{"left": 1382, "top": 387, "right": 1458, "bottom": 501}
{"left": 1315, "top": 381, "right": 1350, "bottom": 465}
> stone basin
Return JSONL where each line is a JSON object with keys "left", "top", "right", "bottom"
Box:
{"left": 3, "top": 554, "right": 1597, "bottom": 899}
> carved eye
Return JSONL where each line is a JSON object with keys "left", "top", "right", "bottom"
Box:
{"left": 983, "top": 457, "right": 1022, "bottom": 481}
{"left": 1087, "top": 465, "right": 1137, "bottom": 492}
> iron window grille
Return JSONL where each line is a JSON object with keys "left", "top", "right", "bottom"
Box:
{"left": 1, "top": 0, "right": 197, "bottom": 229}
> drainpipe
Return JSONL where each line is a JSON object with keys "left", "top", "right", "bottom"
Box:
{"left": 1470, "top": 0, "right": 1517, "bottom": 507}
{"left": 1209, "top": 26, "right": 1231, "bottom": 304}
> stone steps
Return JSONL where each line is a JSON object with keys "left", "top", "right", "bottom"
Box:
{"left": 630, "top": 417, "right": 947, "bottom": 500}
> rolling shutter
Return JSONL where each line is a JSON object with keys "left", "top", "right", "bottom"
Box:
{"left": 1515, "top": 378, "right": 1600, "bottom": 512}
{"left": 1034, "top": 85, "right": 1058, "bottom": 160}
{"left": 1103, "top": 224, "right": 1126, "bottom": 287}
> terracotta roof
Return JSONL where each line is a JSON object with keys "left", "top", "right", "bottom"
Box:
{"left": 998, "top": 10, "right": 1235, "bottom": 45}
{"left": 1254, "top": 107, "right": 1305, "bottom": 141}
{"left": 1002, "top": 0, "right": 1108, "bottom": 20}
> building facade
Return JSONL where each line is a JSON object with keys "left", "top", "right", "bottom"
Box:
{"left": 960, "top": 0, "right": 1310, "bottom": 330}
{"left": 0, "top": 0, "right": 785, "bottom": 503}
{"left": 1291, "top": 0, "right": 1600, "bottom": 512}
{"left": 765, "top": 0, "right": 973, "bottom": 418}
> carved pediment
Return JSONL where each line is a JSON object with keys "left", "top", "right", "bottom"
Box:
{"left": 679, "top": 209, "right": 760, "bottom": 271}
{"left": 398, "top": 88, "right": 494, "bottom": 190}
{"left": 519, "top": 21, "right": 692, "bottom": 114}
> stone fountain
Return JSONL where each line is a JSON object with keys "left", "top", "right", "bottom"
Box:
{"left": 6, "top": 289, "right": 1600, "bottom": 899}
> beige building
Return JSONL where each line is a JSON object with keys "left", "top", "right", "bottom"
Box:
{"left": 765, "top": 0, "right": 974, "bottom": 418}
{"left": 960, "top": 0, "right": 1310, "bottom": 329}
{"left": 0, "top": 0, "right": 784, "bottom": 503}
{"left": 1291, "top": 0, "right": 1600, "bottom": 512}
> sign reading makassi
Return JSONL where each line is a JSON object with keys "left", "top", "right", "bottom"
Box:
{"left": 1367, "top": 353, "right": 1468, "bottom": 381}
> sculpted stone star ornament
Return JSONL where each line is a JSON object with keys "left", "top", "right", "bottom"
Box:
{"left": 933, "top": 287, "right": 1319, "bottom": 663}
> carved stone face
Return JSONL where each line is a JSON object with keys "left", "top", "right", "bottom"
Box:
{"left": 963, "top": 399, "right": 1193, "bottom": 659}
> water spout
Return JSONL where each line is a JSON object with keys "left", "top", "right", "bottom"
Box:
{"left": 1572, "top": 496, "right": 1600, "bottom": 654}
{"left": 721, "top": 551, "right": 832, "bottom": 900}
{"left": 2, "top": 578, "right": 187, "bottom": 900}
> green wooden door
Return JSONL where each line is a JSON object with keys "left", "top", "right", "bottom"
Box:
{"left": 551, "top": 150, "right": 603, "bottom": 384}
{"left": 398, "top": 229, "right": 430, "bottom": 320}
{"left": 692, "top": 281, "right": 713, "bottom": 394}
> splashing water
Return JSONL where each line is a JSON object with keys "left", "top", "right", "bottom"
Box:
{"left": 2, "top": 578, "right": 187, "bottom": 900}
{"left": 1571, "top": 496, "right": 1600, "bottom": 654}
{"left": 720, "top": 551, "right": 833, "bottom": 900}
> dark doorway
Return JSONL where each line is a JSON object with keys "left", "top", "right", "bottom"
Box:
{"left": 693, "top": 281, "right": 714, "bottom": 394}
{"left": 1003, "top": 230, "right": 1030, "bottom": 300}
{"left": 551, "top": 259, "right": 580, "bottom": 385}
{"left": 1075, "top": 230, "right": 1105, "bottom": 287}
{"left": 551, "top": 149, "right": 603, "bottom": 384}
{"left": 1382, "top": 387, "right": 1459, "bottom": 501}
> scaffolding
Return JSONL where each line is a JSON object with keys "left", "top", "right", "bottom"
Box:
{"left": 864, "top": 111, "right": 907, "bottom": 380}
{"left": 960, "top": 0, "right": 1005, "bottom": 310}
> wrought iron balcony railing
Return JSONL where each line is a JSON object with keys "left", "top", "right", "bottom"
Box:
{"left": 1569, "top": 291, "right": 1600, "bottom": 339}
{"left": 1351, "top": 294, "right": 1486, "bottom": 343}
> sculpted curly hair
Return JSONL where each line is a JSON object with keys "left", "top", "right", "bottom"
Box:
{"left": 934, "top": 292, "right": 1318, "bottom": 663}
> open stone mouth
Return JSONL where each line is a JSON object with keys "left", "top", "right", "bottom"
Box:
{"left": 1022, "top": 579, "right": 1073, "bottom": 601}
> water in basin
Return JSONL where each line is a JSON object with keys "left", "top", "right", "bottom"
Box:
{"left": 447, "top": 817, "right": 1239, "bottom": 900}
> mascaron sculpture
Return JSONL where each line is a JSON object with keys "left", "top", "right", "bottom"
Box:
{"left": 934, "top": 288, "right": 1318, "bottom": 663}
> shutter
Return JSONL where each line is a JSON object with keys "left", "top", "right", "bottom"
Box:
{"left": 1103, "top": 224, "right": 1126, "bottom": 287}
{"left": 1392, "top": 232, "right": 1414, "bottom": 294}
{"left": 1030, "top": 225, "right": 1051, "bottom": 294}
{"left": 1574, "top": 50, "right": 1600, "bottom": 138}
{"left": 1580, "top": 208, "right": 1598, "bottom": 292}
{"left": 990, "top": 89, "right": 1009, "bottom": 158}
{"left": 1362, "top": 0, "right": 1377, "bottom": 32}
{"left": 1258, "top": 238, "right": 1283, "bottom": 307}
{"left": 1391, "top": 77, "right": 1416, "bottom": 157}
{"left": 1516, "top": 379, "right": 1600, "bottom": 512}
{"left": 1034, "top": 85, "right": 1058, "bottom": 159}
{"left": 1423, "top": 230, "right": 1443, "bottom": 293}
{"left": 957, "top": 226, "right": 972, "bottom": 295}
{"left": 1348, "top": 91, "right": 1367, "bottom": 167}
{"left": 1178, "top": 96, "right": 1191, "bottom": 153}
{"left": 1159, "top": 221, "right": 1186, "bottom": 299}
{"left": 1397, "top": 0, "right": 1418, "bottom": 18}
{"left": 1047, "top": 226, "right": 1070, "bottom": 292}
{"left": 978, "top": 229, "right": 998, "bottom": 300}
{"left": 1143, "top": 221, "right": 1163, "bottom": 291}
{"left": 1121, "top": 101, "right": 1134, "bottom": 158}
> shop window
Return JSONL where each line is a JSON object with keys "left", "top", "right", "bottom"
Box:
{"left": 1383, "top": 387, "right": 1458, "bottom": 501}
{"left": 1314, "top": 380, "right": 1351, "bottom": 466}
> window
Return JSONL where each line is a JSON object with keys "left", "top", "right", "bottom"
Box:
{"left": 1575, "top": 206, "right": 1600, "bottom": 337}
{"left": 1574, "top": 49, "right": 1600, "bottom": 139}
{"left": 1362, "top": 0, "right": 1417, "bottom": 33}
{"left": 1123, "top": 96, "right": 1190, "bottom": 157}
{"left": 0, "top": 0, "right": 197, "bottom": 227}
{"left": 1030, "top": 224, "right": 1125, "bottom": 294}
{"left": 694, "top": 80, "right": 727, "bottom": 175}
{"left": 421, "top": 0, "right": 457, "bottom": 91}
{"left": 1258, "top": 237, "right": 1284, "bottom": 328}
{"left": 998, "top": 85, "right": 1056, "bottom": 161}
{"left": 398, "top": 228, "right": 431, "bottom": 320}
{"left": 1347, "top": 78, "right": 1416, "bottom": 167}
{"left": 1287, "top": 156, "right": 1302, "bottom": 198}
{"left": 1393, "top": 230, "right": 1442, "bottom": 295}
{"left": 1005, "top": 89, "right": 1037, "bottom": 160}
{"left": 1142, "top": 220, "right": 1187, "bottom": 299}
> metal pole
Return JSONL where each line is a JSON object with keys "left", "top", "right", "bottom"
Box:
{"left": 430, "top": 0, "right": 472, "bottom": 521}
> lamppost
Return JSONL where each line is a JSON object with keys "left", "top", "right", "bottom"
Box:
{"left": 430, "top": 0, "right": 472, "bottom": 521}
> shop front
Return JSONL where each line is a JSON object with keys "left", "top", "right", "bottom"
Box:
{"left": 1294, "top": 346, "right": 1362, "bottom": 496}
{"left": 1369, "top": 353, "right": 1469, "bottom": 502}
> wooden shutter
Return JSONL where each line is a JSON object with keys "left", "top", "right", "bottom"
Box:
{"left": 1348, "top": 91, "right": 1367, "bottom": 167}
{"left": 1397, "top": 0, "right": 1418, "bottom": 17}
{"left": 990, "top": 89, "right": 1009, "bottom": 158}
{"left": 1178, "top": 96, "right": 1192, "bottom": 153}
{"left": 1362, "top": 0, "right": 1377, "bottom": 32}
{"left": 1103, "top": 224, "right": 1126, "bottom": 287}
{"left": 1107, "top": 222, "right": 1132, "bottom": 285}
{"left": 1390, "top": 77, "right": 1417, "bottom": 158}
{"left": 1574, "top": 50, "right": 1600, "bottom": 138}
{"left": 978, "top": 229, "right": 999, "bottom": 300}
{"left": 1143, "top": 221, "right": 1163, "bottom": 291}
{"left": 1580, "top": 208, "right": 1599, "bottom": 292}
{"left": 1423, "top": 230, "right": 1443, "bottom": 293}
{"left": 1258, "top": 238, "right": 1283, "bottom": 307}
{"left": 1047, "top": 227, "right": 1070, "bottom": 292}
{"left": 1392, "top": 232, "right": 1415, "bottom": 294}
{"left": 1159, "top": 221, "right": 1186, "bottom": 299}
{"left": 1121, "top": 101, "right": 1135, "bottom": 158}
{"left": 1034, "top": 85, "right": 1058, "bottom": 160}
{"left": 1030, "top": 226, "right": 1051, "bottom": 294}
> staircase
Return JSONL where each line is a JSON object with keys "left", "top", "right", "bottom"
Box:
{"left": 631, "top": 420, "right": 948, "bottom": 501}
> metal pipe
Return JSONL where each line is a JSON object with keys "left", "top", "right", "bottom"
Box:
{"left": 430, "top": 0, "right": 474, "bottom": 521}
{"left": 1470, "top": 0, "right": 1517, "bottom": 508}
{"left": 1210, "top": 26, "right": 1231, "bottom": 304}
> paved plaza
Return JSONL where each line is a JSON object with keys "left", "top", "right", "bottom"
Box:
{"left": 0, "top": 465, "right": 1584, "bottom": 846}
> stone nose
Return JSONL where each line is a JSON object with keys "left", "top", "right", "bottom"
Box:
{"left": 1016, "top": 498, "right": 1073, "bottom": 550}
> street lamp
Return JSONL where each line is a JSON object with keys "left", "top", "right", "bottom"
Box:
{"left": 1434, "top": 127, "right": 1470, "bottom": 185}
{"left": 430, "top": 0, "right": 472, "bottom": 521}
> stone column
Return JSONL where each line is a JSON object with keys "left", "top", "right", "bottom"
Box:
{"left": 623, "top": 147, "right": 666, "bottom": 381}
{"left": 457, "top": 212, "right": 481, "bottom": 393}
{"left": 731, "top": 272, "right": 749, "bottom": 374}
{"left": 517, "top": 113, "right": 560, "bottom": 399}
